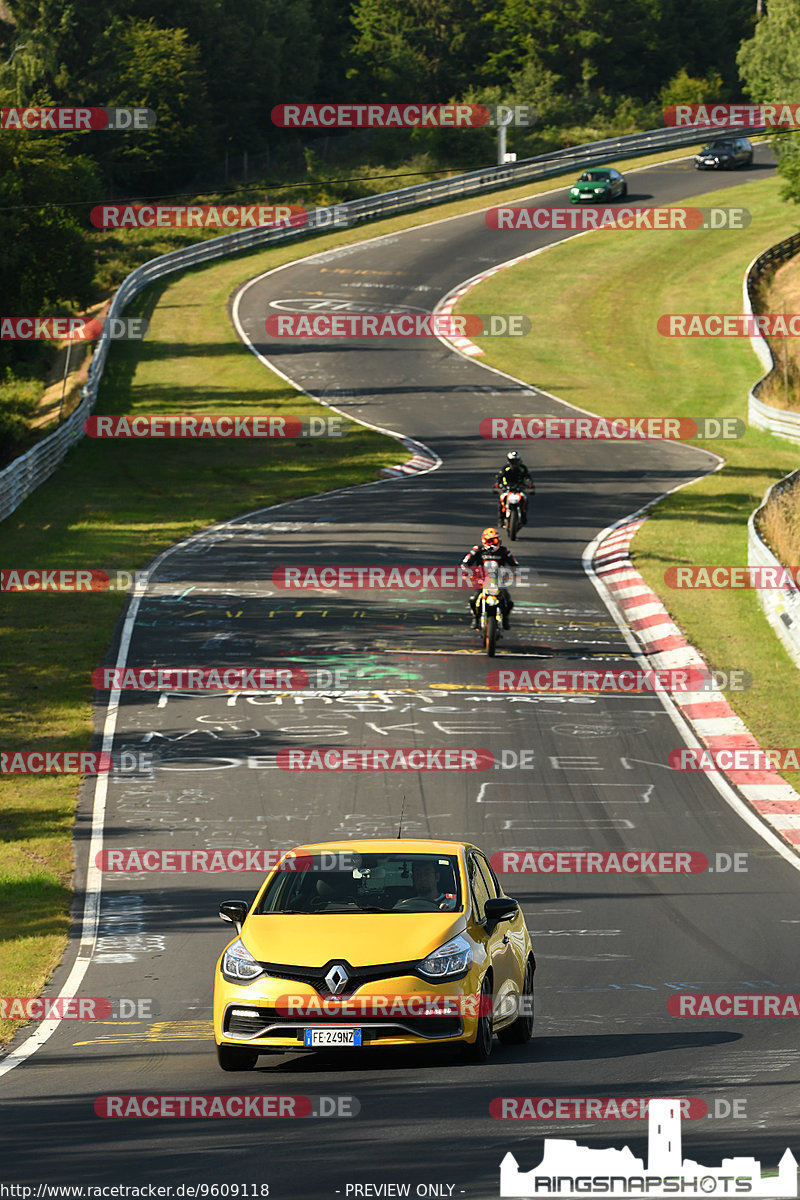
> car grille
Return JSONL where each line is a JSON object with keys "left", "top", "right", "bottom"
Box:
{"left": 254, "top": 958, "right": 421, "bottom": 995}
{"left": 225, "top": 1006, "right": 461, "bottom": 1041}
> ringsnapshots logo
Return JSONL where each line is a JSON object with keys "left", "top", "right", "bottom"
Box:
{"left": 271, "top": 103, "right": 536, "bottom": 128}
{"left": 90, "top": 204, "right": 308, "bottom": 230}
{"left": 664, "top": 102, "right": 800, "bottom": 127}
{"left": 264, "top": 313, "right": 530, "bottom": 338}
{"left": 485, "top": 206, "right": 750, "bottom": 231}
{"left": 499, "top": 1097, "right": 798, "bottom": 1198}
{"left": 1, "top": 317, "right": 148, "bottom": 341}
{"left": 479, "top": 416, "right": 744, "bottom": 440}
{"left": 0, "top": 107, "right": 156, "bottom": 131}
{"left": 83, "top": 415, "right": 344, "bottom": 438}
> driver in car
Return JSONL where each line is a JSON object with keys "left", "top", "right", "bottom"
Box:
{"left": 411, "top": 861, "right": 456, "bottom": 910}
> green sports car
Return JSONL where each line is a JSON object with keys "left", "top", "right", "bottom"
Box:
{"left": 569, "top": 167, "right": 627, "bottom": 203}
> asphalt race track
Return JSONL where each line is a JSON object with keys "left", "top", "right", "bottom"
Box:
{"left": 3, "top": 146, "right": 800, "bottom": 1199}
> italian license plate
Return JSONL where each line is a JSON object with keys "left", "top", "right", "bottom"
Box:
{"left": 303, "top": 1027, "right": 362, "bottom": 1047}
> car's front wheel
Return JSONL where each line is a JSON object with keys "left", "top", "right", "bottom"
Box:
{"left": 217, "top": 1043, "right": 258, "bottom": 1071}
{"left": 497, "top": 959, "right": 535, "bottom": 1045}
{"left": 464, "top": 975, "right": 494, "bottom": 1063}
{"left": 619, "top": 182, "right": 628, "bottom": 197}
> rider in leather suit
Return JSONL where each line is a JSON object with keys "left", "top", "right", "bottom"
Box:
{"left": 461, "top": 527, "right": 518, "bottom": 630}
{"left": 494, "top": 450, "right": 535, "bottom": 524}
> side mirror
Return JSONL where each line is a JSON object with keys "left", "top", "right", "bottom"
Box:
{"left": 219, "top": 900, "right": 249, "bottom": 930}
{"left": 484, "top": 897, "right": 519, "bottom": 928}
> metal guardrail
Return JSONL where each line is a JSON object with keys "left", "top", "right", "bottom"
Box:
{"left": 745, "top": 231, "right": 800, "bottom": 443}
{"left": 0, "top": 120, "right": 763, "bottom": 523}
{"left": 748, "top": 471, "right": 800, "bottom": 670}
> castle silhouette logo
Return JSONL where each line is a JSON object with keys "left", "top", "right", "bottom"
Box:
{"left": 500, "top": 1098, "right": 798, "bottom": 1197}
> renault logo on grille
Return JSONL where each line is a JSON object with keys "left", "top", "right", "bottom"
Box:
{"left": 325, "top": 964, "right": 349, "bottom": 994}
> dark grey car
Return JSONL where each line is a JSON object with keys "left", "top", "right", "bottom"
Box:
{"left": 694, "top": 137, "right": 754, "bottom": 170}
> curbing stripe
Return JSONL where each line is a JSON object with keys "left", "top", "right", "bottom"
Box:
{"left": 592, "top": 518, "right": 800, "bottom": 856}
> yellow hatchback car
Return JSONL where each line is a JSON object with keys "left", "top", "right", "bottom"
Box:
{"left": 213, "top": 838, "right": 535, "bottom": 1069}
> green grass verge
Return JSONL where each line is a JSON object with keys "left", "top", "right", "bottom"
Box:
{"left": 0, "top": 141, "right": 766, "bottom": 1046}
{"left": 455, "top": 172, "right": 800, "bottom": 790}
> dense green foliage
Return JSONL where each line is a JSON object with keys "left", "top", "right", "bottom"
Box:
{"left": 0, "top": 0, "right": 765, "bottom": 452}
{"left": 738, "top": 0, "right": 800, "bottom": 206}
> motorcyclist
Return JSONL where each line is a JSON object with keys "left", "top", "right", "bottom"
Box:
{"left": 493, "top": 450, "right": 535, "bottom": 525}
{"left": 461, "top": 527, "right": 518, "bottom": 630}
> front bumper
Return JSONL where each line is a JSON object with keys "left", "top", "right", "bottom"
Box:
{"left": 214, "top": 975, "right": 480, "bottom": 1051}
{"left": 570, "top": 191, "right": 609, "bottom": 203}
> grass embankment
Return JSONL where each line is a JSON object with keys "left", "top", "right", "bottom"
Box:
{"left": 0, "top": 238, "right": 405, "bottom": 1044}
{"left": 455, "top": 173, "right": 800, "bottom": 788}
{"left": 0, "top": 140, "right": 759, "bottom": 1044}
{"left": 2, "top": 137, "right": 717, "bottom": 461}
{"left": 753, "top": 257, "right": 800, "bottom": 567}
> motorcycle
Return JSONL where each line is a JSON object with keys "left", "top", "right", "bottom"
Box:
{"left": 501, "top": 489, "right": 525, "bottom": 541}
{"left": 475, "top": 558, "right": 502, "bottom": 656}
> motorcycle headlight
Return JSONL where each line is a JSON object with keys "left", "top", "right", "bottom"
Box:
{"left": 418, "top": 934, "right": 472, "bottom": 980}
{"left": 222, "top": 938, "right": 264, "bottom": 982}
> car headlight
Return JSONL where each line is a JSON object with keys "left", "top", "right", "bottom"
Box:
{"left": 418, "top": 934, "right": 472, "bottom": 979}
{"left": 222, "top": 938, "right": 264, "bottom": 982}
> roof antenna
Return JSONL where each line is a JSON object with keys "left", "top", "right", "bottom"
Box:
{"left": 397, "top": 794, "right": 406, "bottom": 839}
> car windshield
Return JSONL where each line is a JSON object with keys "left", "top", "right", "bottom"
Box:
{"left": 579, "top": 171, "right": 609, "bottom": 181}
{"left": 704, "top": 142, "right": 734, "bottom": 153}
{"left": 255, "top": 853, "right": 463, "bottom": 914}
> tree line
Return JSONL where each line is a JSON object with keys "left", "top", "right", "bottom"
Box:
{"left": 1, "top": 0, "right": 796, "bottom": 379}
